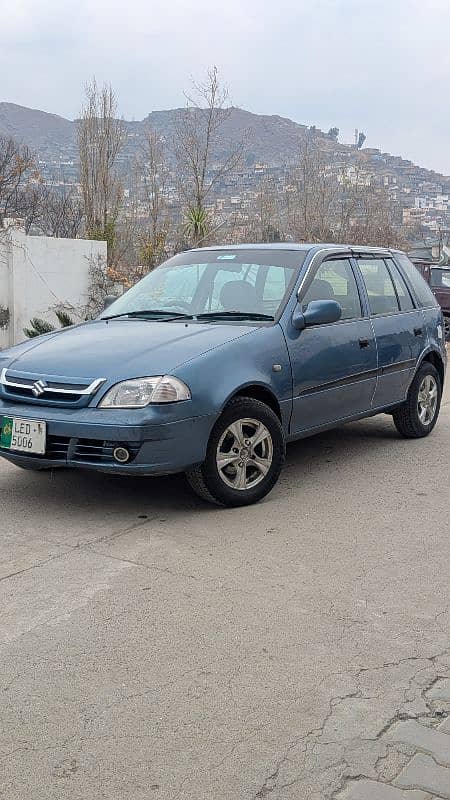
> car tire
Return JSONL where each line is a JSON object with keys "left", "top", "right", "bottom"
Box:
{"left": 392, "top": 362, "right": 442, "bottom": 439}
{"left": 186, "top": 397, "right": 285, "bottom": 507}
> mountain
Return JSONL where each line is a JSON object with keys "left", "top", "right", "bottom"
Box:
{"left": 0, "top": 102, "right": 315, "bottom": 166}
{"left": 0, "top": 102, "right": 74, "bottom": 152}
{"left": 0, "top": 101, "right": 448, "bottom": 191}
{"left": 140, "top": 107, "right": 311, "bottom": 165}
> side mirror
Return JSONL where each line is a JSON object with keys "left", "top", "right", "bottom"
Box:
{"left": 103, "top": 295, "right": 117, "bottom": 311}
{"left": 292, "top": 299, "right": 342, "bottom": 331}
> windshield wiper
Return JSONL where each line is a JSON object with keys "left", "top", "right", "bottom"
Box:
{"left": 102, "top": 309, "right": 274, "bottom": 323}
{"left": 196, "top": 311, "right": 274, "bottom": 321}
{"left": 102, "top": 309, "right": 194, "bottom": 321}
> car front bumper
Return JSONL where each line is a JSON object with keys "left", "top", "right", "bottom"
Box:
{"left": 0, "top": 402, "right": 218, "bottom": 475}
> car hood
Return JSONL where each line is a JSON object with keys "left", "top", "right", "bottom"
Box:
{"left": 2, "top": 318, "right": 255, "bottom": 380}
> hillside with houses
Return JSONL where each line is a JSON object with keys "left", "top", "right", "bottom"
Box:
{"left": 1, "top": 101, "right": 449, "bottom": 249}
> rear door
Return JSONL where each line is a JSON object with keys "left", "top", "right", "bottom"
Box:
{"left": 355, "top": 255, "right": 426, "bottom": 408}
{"left": 287, "top": 254, "right": 378, "bottom": 433}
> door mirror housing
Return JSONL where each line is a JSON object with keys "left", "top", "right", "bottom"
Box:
{"left": 292, "top": 299, "right": 342, "bottom": 330}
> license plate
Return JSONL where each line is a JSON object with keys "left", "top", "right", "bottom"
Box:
{"left": 0, "top": 417, "right": 47, "bottom": 455}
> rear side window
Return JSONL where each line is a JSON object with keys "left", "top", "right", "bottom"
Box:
{"left": 395, "top": 253, "right": 438, "bottom": 308}
{"left": 386, "top": 259, "right": 415, "bottom": 311}
{"left": 358, "top": 259, "right": 399, "bottom": 315}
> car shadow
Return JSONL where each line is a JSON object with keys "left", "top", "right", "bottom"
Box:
{"left": 3, "top": 415, "right": 403, "bottom": 518}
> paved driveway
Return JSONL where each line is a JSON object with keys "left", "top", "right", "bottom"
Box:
{"left": 1, "top": 383, "right": 450, "bottom": 799}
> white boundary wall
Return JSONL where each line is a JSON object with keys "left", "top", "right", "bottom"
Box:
{"left": 0, "top": 222, "right": 107, "bottom": 348}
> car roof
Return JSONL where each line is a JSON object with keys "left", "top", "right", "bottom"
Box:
{"left": 190, "top": 242, "right": 398, "bottom": 255}
{"left": 191, "top": 243, "right": 313, "bottom": 252}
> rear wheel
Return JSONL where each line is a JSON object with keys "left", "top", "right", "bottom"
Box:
{"left": 392, "top": 362, "right": 441, "bottom": 438}
{"left": 186, "top": 398, "right": 285, "bottom": 507}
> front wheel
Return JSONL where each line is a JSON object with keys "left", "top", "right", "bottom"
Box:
{"left": 186, "top": 398, "right": 285, "bottom": 507}
{"left": 392, "top": 362, "right": 441, "bottom": 438}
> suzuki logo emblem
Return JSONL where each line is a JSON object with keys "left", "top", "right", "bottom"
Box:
{"left": 32, "top": 379, "right": 47, "bottom": 397}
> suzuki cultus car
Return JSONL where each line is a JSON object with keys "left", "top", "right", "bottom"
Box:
{"left": 0, "top": 244, "right": 446, "bottom": 506}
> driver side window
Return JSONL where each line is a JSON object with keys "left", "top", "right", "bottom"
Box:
{"left": 301, "top": 258, "right": 362, "bottom": 321}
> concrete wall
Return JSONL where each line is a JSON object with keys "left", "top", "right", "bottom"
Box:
{"left": 0, "top": 231, "right": 12, "bottom": 348}
{"left": 0, "top": 222, "right": 107, "bottom": 348}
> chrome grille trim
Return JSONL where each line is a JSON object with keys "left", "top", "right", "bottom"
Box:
{"left": 0, "top": 369, "right": 106, "bottom": 397}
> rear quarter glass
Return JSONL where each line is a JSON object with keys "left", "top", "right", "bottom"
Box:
{"left": 394, "top": 253, "right": 439, "bottom": 308}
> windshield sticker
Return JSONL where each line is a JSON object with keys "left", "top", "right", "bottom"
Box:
{"left": 217, "top": 254, "right": 236, "bottom": 260}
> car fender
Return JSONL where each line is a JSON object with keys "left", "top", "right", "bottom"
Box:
{"left": 173, "top": 323, "right": 293, "bottom": 432}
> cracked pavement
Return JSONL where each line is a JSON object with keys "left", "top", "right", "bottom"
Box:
{"left": 1, "top": 381, "right": 450, "bottom": 799}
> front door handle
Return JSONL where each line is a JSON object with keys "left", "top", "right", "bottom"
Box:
{"left": 359, "top": 338, "right": 369, "bottom": 348}
{"left": 414, "top": 327, "right": 423, "bottom": 337}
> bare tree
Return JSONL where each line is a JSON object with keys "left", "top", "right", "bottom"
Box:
{"left": 0, "top": 139, "right": 83, "bottom": 238}
{"left": 27, "top": 182, "right": 84, "bottom": 238}
{"left": 173, "top": 66, "right": 243, "bottom": 245}
{"left": 332, "top": 166, "right": 405, "bottom": 247}
{"left": 77, "top": 79, "right": 126, "bottom": 263}
{"left": 83, "top": 252, "right": 117, "bottom": 317}
{"left": 285, "top": 139, "right": 336, "bottom": 241}
{"left": 137, "top": 128, "right": 170, "bottom": 267}
{"left": 247, "top": 178, "right": 284, "bottom": 243}
{"left": 0, "top": 136, "right": 36, "bottom": 224}
{"left": 342, "top": 185, "right": 404, "bottom": 248}
{"left": 282, "top": 145, "right": 405, "bottom": 248}
{"left": 331, "top": 165, "right": 368, "bottom": 243}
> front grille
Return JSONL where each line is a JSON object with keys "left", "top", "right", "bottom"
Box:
{"left": 6, "top": 377, "right": 90, "bottom": 391}
{"left": 5, "top": 385, "right": 86, "bottom": 404}
{"left": 46, "top": 436, "right": 71, "bottom": 460}
{"left": 0, "top": 369, "right": 105, "bottom": 408}
{"left": 0, "top": 429, "right": 141, "bottom": 465}
{"left": 0, "top": 434, "right": 71, "bottom": 462}
{"left": 73, "top": 439, "right": 141, "bottom": 464}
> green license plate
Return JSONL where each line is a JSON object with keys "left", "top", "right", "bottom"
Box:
{"left": 1, "top": 417, "right": 47, "bottom": 454}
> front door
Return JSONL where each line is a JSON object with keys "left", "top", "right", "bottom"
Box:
{"left": 287, "top": 257, "right": 378, "bottom": 434}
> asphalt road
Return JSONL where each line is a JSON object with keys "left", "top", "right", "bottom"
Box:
{"left": 1, "top": 383, "right": 450, "bottom": 799}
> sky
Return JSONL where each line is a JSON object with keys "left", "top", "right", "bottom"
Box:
{"left": 2, "top": 0, "right": 450, "bottom": 174}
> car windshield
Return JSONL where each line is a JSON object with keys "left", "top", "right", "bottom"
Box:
{"left": 101, "top": 249, "right": 305, "bottom": 322}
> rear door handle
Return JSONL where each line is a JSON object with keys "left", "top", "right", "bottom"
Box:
{"left": 414, "top": 327, "right": 423, "bottom": 336}
{"left": 359, "top": 338, "right": 369, "bottom": 348}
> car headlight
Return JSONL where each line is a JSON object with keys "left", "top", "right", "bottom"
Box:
{"left": 98, "top": 376, "right": 191, "bottom": 408}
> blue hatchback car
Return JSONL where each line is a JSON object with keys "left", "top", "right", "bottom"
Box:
{"left": 0, "top": 244, "right": 446, "bottom": 506}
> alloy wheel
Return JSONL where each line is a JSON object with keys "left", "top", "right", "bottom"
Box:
{"left": 216, "top": 417, "right": 273, "bottom": 490}
{"left": 417, "top": 374, "right": 438, "bottom": 426}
